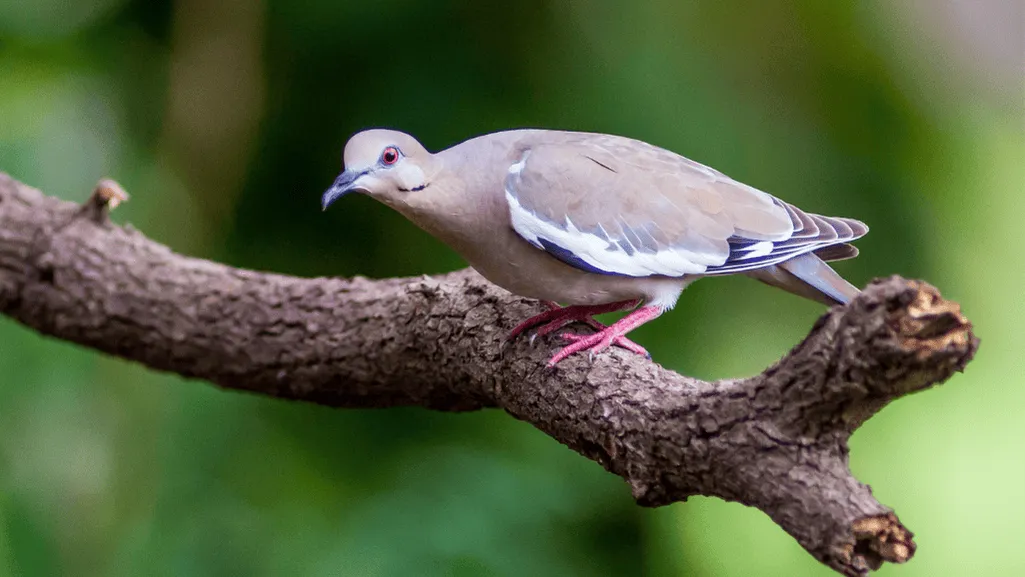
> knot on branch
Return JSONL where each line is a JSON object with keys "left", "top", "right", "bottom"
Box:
{"left": 888, "top": 278, "right": 975, "bottom": 361}
{"left": 80, "top": 178, "right": 129, "bottom": 224}
{"left": 846, "top": 513, "right": 916, "bottom": 573}
{"left": 858, "top": 275, "right": 976, "bottom": 378}
{"left": 823, "top": 276, "right": 978, "bottom": 432}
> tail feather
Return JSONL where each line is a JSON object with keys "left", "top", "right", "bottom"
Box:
{"left": 813, "top": 243, "right": 859, "bottom": 262}
{"left": 746, "top": 253, "right": 860, "bottom": 306}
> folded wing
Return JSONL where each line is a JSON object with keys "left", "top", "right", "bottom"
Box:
{"left": 504, "top": 133, "right": 866, "bottom": 278}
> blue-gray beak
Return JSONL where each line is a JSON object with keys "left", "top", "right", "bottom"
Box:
{"left": 321, "top": 169, "right": 366, "bottom": 211}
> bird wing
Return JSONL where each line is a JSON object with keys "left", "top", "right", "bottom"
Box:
{"left": 503, "top": 133, "right": 866, "bottom": 278}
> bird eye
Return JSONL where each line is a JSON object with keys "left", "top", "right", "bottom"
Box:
{"left": 381, "top": 147, "right": 400, "bottom": 165}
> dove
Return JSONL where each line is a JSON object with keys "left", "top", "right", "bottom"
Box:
{"left": 322, "top": 129, "right": 867, "bottom": 366}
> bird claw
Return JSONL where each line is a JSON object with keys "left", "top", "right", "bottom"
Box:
{"left": 616, "top": 337, "right": 650, "bottom": 358}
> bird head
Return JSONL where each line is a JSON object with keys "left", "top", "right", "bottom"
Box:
{"left": 322, "top": 129, "right": 433, "bottom": 211}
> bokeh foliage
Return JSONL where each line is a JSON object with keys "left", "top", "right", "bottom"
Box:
{"left": 1, "top": 1, "right": 1022, "bottom": 575}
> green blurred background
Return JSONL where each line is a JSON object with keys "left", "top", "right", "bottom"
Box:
{"left": 1, "top": 0, "right": 1022, "bottom": 575}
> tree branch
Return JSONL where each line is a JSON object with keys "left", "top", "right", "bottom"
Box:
{"left": 0, "top": 173, "right": 978, "bottom": 575}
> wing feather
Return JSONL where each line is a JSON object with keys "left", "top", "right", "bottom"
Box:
{"left": 706, "top": 205, "right": 867, "bottom": 275}
{"left": 503, "top": 133, "right": 866, "bottom": 278}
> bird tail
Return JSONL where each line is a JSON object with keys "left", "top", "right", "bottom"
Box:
{"left": 812, "top": 242, "right": 859, "bottom": 262}
{"left": 746, "top": 252, "right": 861, "bottom": 306}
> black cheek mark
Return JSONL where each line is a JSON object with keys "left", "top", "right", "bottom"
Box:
{"left": 399, "top": 183, "right": 430, "bottom": 192}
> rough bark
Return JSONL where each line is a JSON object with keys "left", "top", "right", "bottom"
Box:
{"left": 0, "top": 173, "right": 978, "bottom": 575}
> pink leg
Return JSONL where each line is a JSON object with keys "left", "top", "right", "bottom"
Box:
{"left": 507, "top": 300, "right": 637, "bottom": 341}
{"left": 506, "top": 300, "right": 650, "bottom": 358}
{"left": 547, "top": 306, "right": 663, "bottom": 367}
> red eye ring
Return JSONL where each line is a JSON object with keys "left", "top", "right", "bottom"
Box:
{"left": 381, "top": 147, "right": 400, "bottom": 165}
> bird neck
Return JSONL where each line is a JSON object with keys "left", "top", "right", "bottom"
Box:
{"left": 390, "top": 136, "right": 521, "bottom": 261}
{"left": 397, "top": 178, "right": 504, "bottom": 252}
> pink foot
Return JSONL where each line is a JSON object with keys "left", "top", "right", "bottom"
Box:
{"left": 546, "top": 306, "right": 663, "bottom": 366}
{"left": 560, "top": 331, "right": 650, "bottom": 358}
{"left": 506, "top": 300, "right": 638, "bottom": 342}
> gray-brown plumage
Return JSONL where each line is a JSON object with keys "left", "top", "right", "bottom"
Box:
{"left": 322, "top": 129, "right": 868, "bottom": 365}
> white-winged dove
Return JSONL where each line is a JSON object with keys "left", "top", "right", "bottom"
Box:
{"left": 322, "top": 129, "right": 868, "bottom": 366}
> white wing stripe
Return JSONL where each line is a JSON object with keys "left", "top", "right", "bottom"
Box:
{"left": 505, "top": 189, "right": 711, "bottom": 277}
{"left": 732, "top": 241, "right": 774, "bottom": 259}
